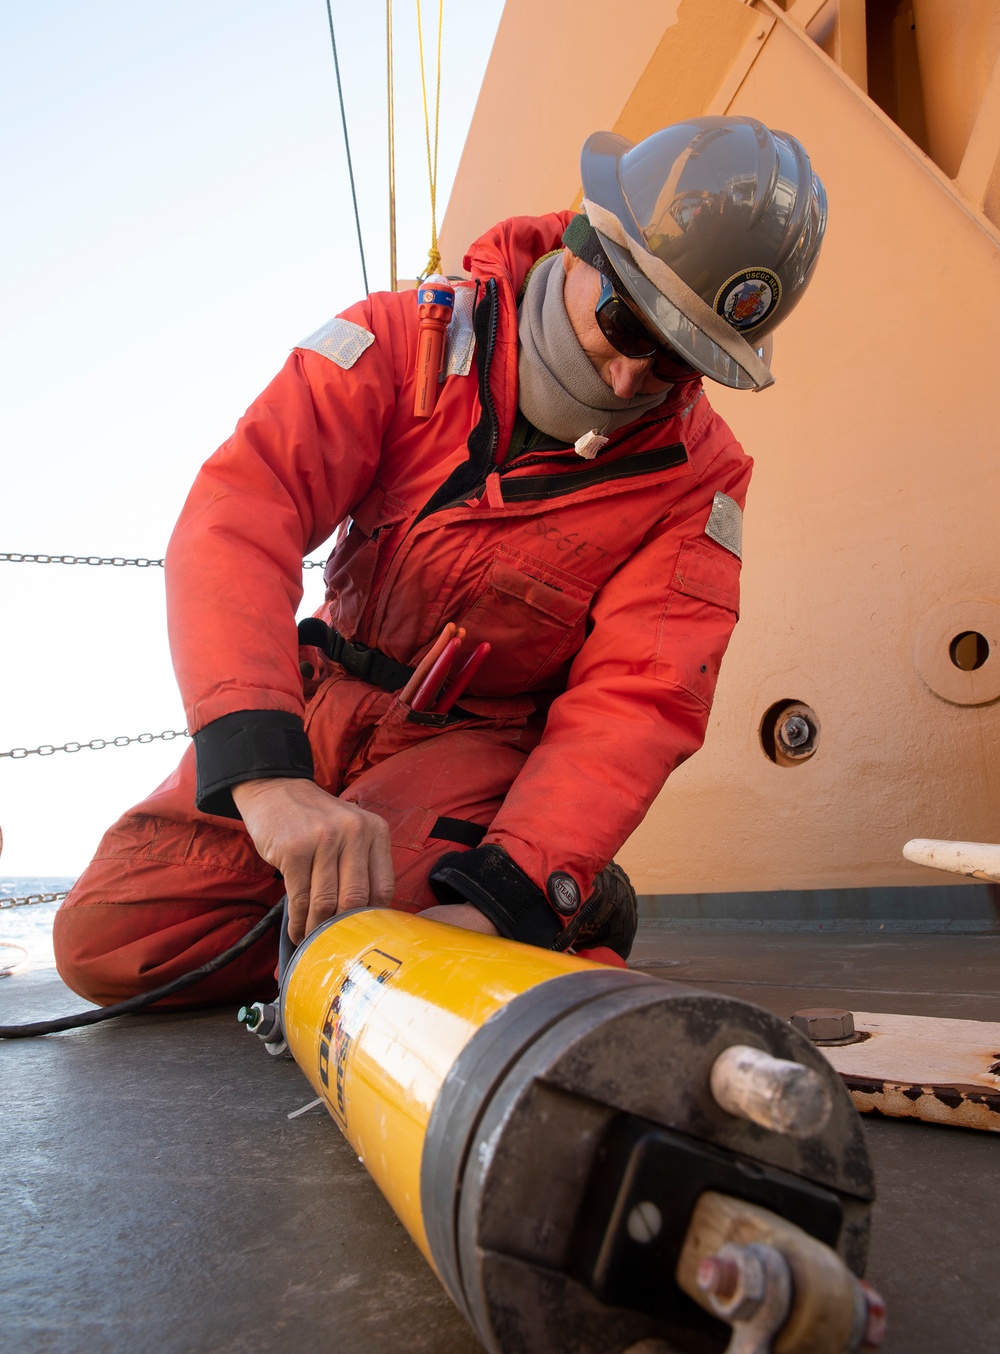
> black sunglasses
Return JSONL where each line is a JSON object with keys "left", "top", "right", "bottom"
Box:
{"left": 595, "top": 275, "right": 697, "bottom": 381}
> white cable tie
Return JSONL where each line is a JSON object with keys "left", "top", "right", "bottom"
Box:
{"left": 287, "top": 1097, "right": 323, "bottom": 1120}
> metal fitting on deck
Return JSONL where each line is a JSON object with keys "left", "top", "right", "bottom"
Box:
{"left": 791, "top": 1007, "right": 866, "bottom": 1046}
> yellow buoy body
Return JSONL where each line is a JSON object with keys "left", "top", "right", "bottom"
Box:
{"left": 279, "top": 908, "right": 598, "bottom": 1262}
{"left": 277, "top": 909, "right": 876, "bottom": 1353}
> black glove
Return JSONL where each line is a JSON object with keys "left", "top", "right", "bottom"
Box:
{"left": 430, "top": 847, "right": 639, "bottom": 958}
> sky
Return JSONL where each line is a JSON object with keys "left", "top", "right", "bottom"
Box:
{"left": 0, "top": 0, "right": 505, "bottom": 876}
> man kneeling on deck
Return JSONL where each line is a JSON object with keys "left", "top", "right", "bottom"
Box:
{"left": 54, "top": 117, "right": 827, "bottom": 1006}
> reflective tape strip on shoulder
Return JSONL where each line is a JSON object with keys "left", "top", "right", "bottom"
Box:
{"left": 296, "top": 317, "right": 375, "bottom": 369}
{"left": 442, "top": 285, "right": 476, "bottom": 379}
{"left": 706, "top": 491, "right": 743, "bottom": 559}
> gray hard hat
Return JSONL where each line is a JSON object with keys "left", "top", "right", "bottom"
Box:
{"left": 580, "top": 116, "right": 828, "bottom": 390}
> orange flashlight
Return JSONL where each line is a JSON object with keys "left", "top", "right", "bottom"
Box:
{"left": 413, "top": 274, "right": 454, "bottom": 418}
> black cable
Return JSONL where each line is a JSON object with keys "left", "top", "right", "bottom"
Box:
{"left": 324, "top": 0, "right": 369, "bottom": 294}
{"left": 0, "top": 900, "right": 285, "bottom": 1039}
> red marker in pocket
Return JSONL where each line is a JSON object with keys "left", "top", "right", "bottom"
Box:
{"left": 409, "top": 635, "right": 463, "bottom": 712}
{"left": 430, "top": 642, "right": 491, "bottom": 714}
{"left": 400, "top": 623, "right": 459, "bottom": 706}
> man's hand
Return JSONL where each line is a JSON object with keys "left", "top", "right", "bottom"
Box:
{"left": 418, "top": 903, "right": 500, "bottom": 936}
{"left": 232, "top": 778, "right": 394, "bottom": 943}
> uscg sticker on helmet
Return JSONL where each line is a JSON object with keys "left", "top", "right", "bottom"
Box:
{"left": 714, "top": 268, "right": 781, "bottom": 332}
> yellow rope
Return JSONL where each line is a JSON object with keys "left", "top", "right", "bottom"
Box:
{"left": 416, "top": 0, "right": 444, "bottom": 279}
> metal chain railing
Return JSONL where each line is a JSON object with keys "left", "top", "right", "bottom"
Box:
{"left": 0, "top": 552, "right": 326, "bottom": 569}
{"left": 0, "top": 891, "right": 69, "bottom": 909}
{"left": 1, "top": 730, "right": 190, "bottom": 760}
{"left": 0, "top": 550, "right": 323, "bottom": 893}
{"left": 0, "top": 552, "right": 163, "bottom": 567}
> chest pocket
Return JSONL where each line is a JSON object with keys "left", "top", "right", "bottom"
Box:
{"left": 455, "top": 552, "right": 594, "bottom": 695}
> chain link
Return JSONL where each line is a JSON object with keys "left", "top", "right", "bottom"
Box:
{"left": 1, "top": 729, "right": 189, "bottom": 760}
{"left": 0, "top": 552, "right": 163, "bottom": 567}
{"left": 1, "top": 552, "right": 327, "bottom": 569}
{"left": 0, "top": 890, "right": 69, "bottom": 909}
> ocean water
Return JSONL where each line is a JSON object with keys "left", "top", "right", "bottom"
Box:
{"left": 0, "top": 877, "right": 76, "bottom": 973}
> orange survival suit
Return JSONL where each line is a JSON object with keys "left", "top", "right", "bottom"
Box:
{"left": 54, "top": 211, "right": 752, "bottom": 1007}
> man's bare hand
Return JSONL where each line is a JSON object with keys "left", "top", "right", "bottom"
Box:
{"left": 232, "top": 778, "right": 394, "bottom": 944}
{"left": 418, "top": 903, "right": 500, "bottom": 936}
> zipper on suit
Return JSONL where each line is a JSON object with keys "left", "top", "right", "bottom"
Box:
{"left": 414, "top": 278, "right": 501, "bottom": 524}
{"left": 367, "top": 279, "right": 501, "bottom": 638}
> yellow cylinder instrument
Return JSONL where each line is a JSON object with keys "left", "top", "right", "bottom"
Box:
{"left": 281, "top": 908, "right": 594, "bottom": 1258}
{"left": 260, "top": 909, "right": 883, "bottom": 1353}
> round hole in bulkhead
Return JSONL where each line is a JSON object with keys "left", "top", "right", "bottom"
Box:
{"left": 948, "top": 631, "right": 989, "bottom": 672}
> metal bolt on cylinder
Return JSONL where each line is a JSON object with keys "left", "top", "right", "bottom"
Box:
{"left": 697, "top": 1252, "right": 742, "bottom": 1303}
{"left": 238, "top": 1001, "right": 285, "bottom": 1052}
{"left": 697, "top": 1243, "right": 769, "bottom": 1321}
{"left": 627, "top": 1200, "right": 663, "bottom": 1244}
{"left": 710, "top": 1044, "right": 833, "bottom": 1138}
{"left": 697, "top": 1242, "right": 792, "bottom": 1351}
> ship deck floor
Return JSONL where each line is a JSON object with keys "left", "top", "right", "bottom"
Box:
{"left": 3, "top": 928, "right": 998, "bottom": 1353}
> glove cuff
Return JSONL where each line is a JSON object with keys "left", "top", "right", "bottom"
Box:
{"left": 194, "top": 710, "right": 314, "bottom": 819}
{"left": 429, "top": 845, "right": 564, "bottom": 949}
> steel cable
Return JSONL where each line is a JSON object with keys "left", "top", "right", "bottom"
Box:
{"left": 325, "top": 0, "right": 369, "bottom": 294}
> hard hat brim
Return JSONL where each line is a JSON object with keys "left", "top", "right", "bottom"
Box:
{"left": 597, "top": 230, "right": 774, "bottom": 390}
{"left": 582, "top": 130, "right": 775, "bottom": 391}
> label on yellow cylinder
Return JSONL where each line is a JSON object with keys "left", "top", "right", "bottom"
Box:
{"left": 281, "top": 910, "right": 599, "bottom": 1263}
{"left": 318, "top": 946, "right": 403, "bottom": 1128}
